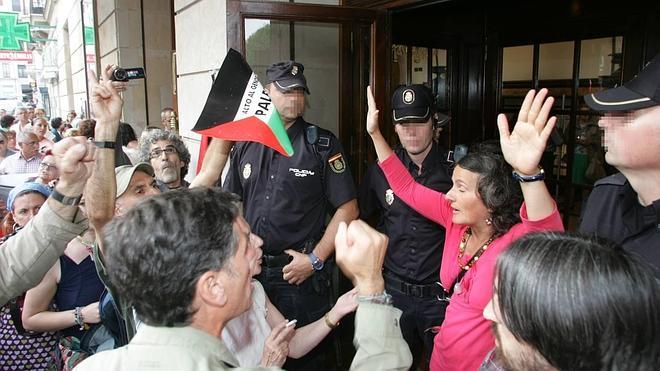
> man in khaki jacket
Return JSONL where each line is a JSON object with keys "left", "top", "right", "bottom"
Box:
{"left": 0, "top": 136, "right": 96, "bottom": 306}
{"left": 75, "top": 188, "right": 411, "bottom": 370}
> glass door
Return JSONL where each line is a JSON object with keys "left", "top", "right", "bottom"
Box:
{"left": 227, "top": 0, "right": 387, "bottom": 183}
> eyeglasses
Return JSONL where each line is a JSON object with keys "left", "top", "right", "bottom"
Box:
{"left": 149, "top": 146, "right": 178, "bottom": 159}
{"left": 39, "top": 162, "right": 56, "bottom": 170}
{"left": 21, "top": 141, "right": 39, "bottom": 146}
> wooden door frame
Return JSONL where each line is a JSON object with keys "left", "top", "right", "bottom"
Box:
{"left": 226, "top": 0, "right": 388, "bottom": 181}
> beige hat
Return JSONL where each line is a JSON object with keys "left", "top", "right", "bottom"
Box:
{"left": 115, "top": 163, "right": 155, "bottom": 198}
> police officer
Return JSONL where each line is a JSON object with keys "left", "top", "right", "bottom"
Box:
{"left": 580, "top": 53, "right": 660, "bottom": 278}
{"left": 223, "top": 61, "right": 359, "bottom": 370}
{"left": 359, "top": 84, "right": 452, "bottom": 369}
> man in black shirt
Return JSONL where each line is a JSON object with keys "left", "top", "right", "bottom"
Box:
{"left": 223, "top": 61, "right": 358, "bottom": 370}
{"left": 580, "top": 53, "right": 660, "bottom": 278}
{"left": 359, "top": 84, "right": 452, "bottom": 369}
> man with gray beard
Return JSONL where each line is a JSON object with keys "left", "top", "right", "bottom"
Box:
{"left": 138, "top": 129, "right": 191, "bottom": 190}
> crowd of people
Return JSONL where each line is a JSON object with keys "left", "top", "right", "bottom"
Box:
{"left": 0, "top": 52, "right": 658, "bottom": 371}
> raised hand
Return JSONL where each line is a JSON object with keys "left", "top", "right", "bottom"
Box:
{"left": 497, "top": 88, "right": 557, "bottom": 175}
{"left": 87, "top": 65, "right": 127, "bottom": 126}
{"left": 366, "top": 85, "right": 380, "bottom": 135}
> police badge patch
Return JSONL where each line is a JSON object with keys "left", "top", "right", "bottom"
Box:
{"left": 385, "top": 189, "right": 395, "bottom": 205}
{"left": 328, "top": 153, "right": 346, "bottom": 174}
{"left": 403, "top": 89, "right": 415, "bottom": 104}
{"left": 243, "top": 163, "right": 252, "bottom": 179}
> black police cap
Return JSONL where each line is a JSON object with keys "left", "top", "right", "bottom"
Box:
{"left": 266, "top": 61, "right": 310, "bottom": 94}
{"left": 391, "top": 84, "right": 434, "bottom": 123}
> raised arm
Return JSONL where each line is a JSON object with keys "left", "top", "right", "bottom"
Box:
{"left": 365, "top": 86, "right": 450, "bottom": 227}
{"left": 0, "top": 137, "right": 94, "bottom": 305}
{"left": 335, "top": 220, "right": 412, "bottom": 371}
{"left": 84, "top": 66, "right": 126, "bottom": 237}
{"left": 366, "top": 86, "right": 393, "bottom": 162}
{"left": 189, "top": 138, "right": 234, "bottom": 188}
{"left": 498, "top": 89, "right": 557, "bottom": 221}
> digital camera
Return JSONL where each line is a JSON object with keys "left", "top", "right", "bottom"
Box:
{"left": 111, "top": 67, "right": 146, "bottom": 82}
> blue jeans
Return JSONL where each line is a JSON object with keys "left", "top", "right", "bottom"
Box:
{"left": 387, "top": 281, "right": 448, "bottom": 370}
{"left": 257, "top": 263, "right": 333, "bottom": 371}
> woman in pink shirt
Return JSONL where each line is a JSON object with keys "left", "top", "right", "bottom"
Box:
{"left": 366, "top": 87, "right": 564, "bottom": 370}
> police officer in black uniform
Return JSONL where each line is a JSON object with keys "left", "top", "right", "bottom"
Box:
{"left": 223, "top": 61, "right": 359, "bottom": 370}
{"left": 359, "top": 84, "right": 452, "bottom": 369}
{"left": 580, "top": 53, "right": 660, "bottom": 278}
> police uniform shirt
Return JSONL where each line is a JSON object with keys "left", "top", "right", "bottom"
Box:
{"left": 223, "top": 117, "right": 356, "bottom": 255}
{"left": 579, "top": 173, "right": 660, "bottom": 278}
{"left": 359, "top": 143, "right": 452, "bottom": 284}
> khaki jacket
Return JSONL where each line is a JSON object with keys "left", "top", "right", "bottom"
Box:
{"left": 75, "top": 303, "right": 412, "bottom": 370}
{"left": 0, "top": 201, "right": 88, "bottom": 306}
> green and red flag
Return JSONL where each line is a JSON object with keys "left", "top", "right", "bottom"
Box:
{"left": 193, "top": 49, "right": 294, "bottom": 163}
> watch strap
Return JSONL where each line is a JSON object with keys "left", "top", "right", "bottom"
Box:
{"left": 51, "top": 188, "right": 83, "bottom": 206}
{"left": 92, "top": 141, "right": 116, "bottom": 149}
{"left": 308, "top": 252, "right": 324, "bottom": 271}
{"left": 512, "top": 167, "right": 545, "bottom": 182}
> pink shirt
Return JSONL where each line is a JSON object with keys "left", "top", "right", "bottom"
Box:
{"left": 380, "top": 154, "right": 563, "bottom": 371}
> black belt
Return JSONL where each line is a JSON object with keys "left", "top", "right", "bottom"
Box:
{"left": 262, "top": 253, "right": 293, "bottom": 267}
{"left": 384, "top": 271, "right": 450, "bottom": 301}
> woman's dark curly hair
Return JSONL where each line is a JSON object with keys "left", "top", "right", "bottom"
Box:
{"left": 456, "top": 141, "right": 522, "bottom": 235}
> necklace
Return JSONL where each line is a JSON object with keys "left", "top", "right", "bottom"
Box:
{"left": 453, "top": 228, "right": 495, "bottom": 295}
{"left": 76, "top": 236, "right": 95, "bottom": 254}
{"left": 457, "top": 227, "right": 495, "bottom": 270}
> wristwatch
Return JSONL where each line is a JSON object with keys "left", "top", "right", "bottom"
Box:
{"left": 308, "top": 252, "right": 324, "bottom": 271}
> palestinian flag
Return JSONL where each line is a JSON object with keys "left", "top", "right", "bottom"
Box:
{"left": 193, "top": 48, "right": 294, "bottom": 157}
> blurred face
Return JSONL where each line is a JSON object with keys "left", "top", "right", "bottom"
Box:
{"left": 38, "top": 155, "right": 59, "bottom": 183}
{"left": 12, "top": 193, "right": 47, "bottom": 228}
{"left": 223, "top": 217, "right": 262, "bottom": 315}
{"left": 0, "top": 135, "right": 7, "bottom": 153}
{"left": 35, "top": 109, "right": 45, "bottom": 118}
{"left": 6, "top": 132, "right": 16, "bottom": 149}
{"left": 266, "top": 85, "right": 305, "bottom": 125}
{"left": 394, "top": 118, "right": 434, "bottom": 156}
{"left": 445, "top": 166, "right": 490, "bottom": 226}
{"left": 32, "top": 118, "right": 48, "bottom": 139}
{"left": 27, "top": 108, "right": 34, "bottom": 120}
{"left": 149, "top": 140, "right": 184, "bottom": 186}
{"left": 161, "top": 110, "right": 174, "bottom": 128}
{"left": 16, "top": 109, "right": 28, "bottom": 123}
{"left": 18, "top": 133, "right": 39, "bottom": 158}
{"left": 598, "top": 106, "right": 660, "bottom": 171}
{"left": 483, "top": 278, "right": 549, "bottom": 371}
{"left": 115, "top": 171, "right": 161, "bottom": 215}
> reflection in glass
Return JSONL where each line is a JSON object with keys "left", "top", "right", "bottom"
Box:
{"left": 578, "top": 36, "right": 623, "bottom": 110}
{"left": 391, "top": 45, "right": 408, "bottom": 87}
{"left": 431, "top": 49, "right": 448, "bottom": 111}
{"left": 411, "top": 46, "right": 428, "bottom": 85}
